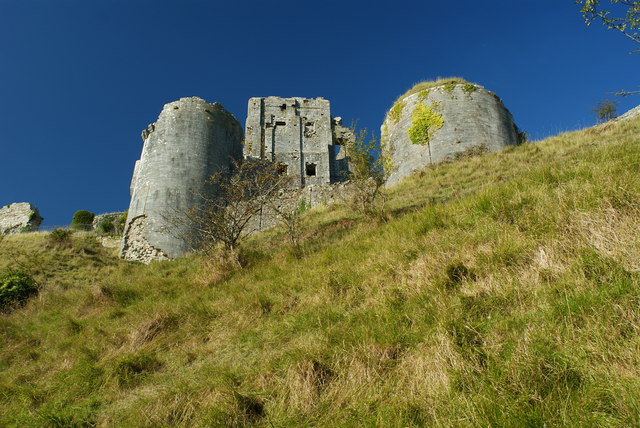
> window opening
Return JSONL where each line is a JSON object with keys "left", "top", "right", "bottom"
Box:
{"left": 306, "top": 163, "right": 317, "bottom": 176}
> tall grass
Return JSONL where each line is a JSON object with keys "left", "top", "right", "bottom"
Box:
{"left": 1, "top": 118, "right": 639, "bottom": 426}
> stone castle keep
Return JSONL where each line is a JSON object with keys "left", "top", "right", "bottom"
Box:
{"left": 120, "top": 81, "right": 521, "bottom": 263}
{"left": 245, "top": 97, "right": 352, "bottom": 187}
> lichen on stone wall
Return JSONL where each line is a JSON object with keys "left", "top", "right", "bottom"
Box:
{"left": 444, "top": 81, "right": 458, "bottom": 94}
{"left": 462, "top": 83, "right": 477, "bottom": 95}
{"left": 417, "top": 89, "right": 430, "bottom": 103}
{"left": 381, "top": 122, "right": 389, "bottom": 145}
{"left": 388, "top": 100, "right": 405, "bottom": 124}
{"left": 407, "top": 102, "right": 444, "bottom": 146}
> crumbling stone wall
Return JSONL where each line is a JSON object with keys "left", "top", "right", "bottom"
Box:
{"left": 382, "top": 83, "right": 520, "bottom": 186}
{"left": 245, "top": 97, "right": 353, "bottom": 187}
{"left": 0, "top": 203, "right": 43, "bottom": 234}
{"left": 121, "top": 97, "right": 243, "bottom": 263}
{"left": 246, "top": 182, "right": 351, "bottom": 234}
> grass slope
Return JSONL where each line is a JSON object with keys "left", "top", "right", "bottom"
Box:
{"left": 1, "top": 118, "right": 639, "bottom": 427}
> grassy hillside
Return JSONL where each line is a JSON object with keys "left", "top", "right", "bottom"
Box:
{"left": 1, "top": 118, "right": 639, "bottom": 427}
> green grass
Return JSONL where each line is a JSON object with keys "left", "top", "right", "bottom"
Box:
{"left": 1, "top": 118, "right": 640, "bottom": 426}
{"left": 393, "top": 77, "right": 474, "bottom": 105}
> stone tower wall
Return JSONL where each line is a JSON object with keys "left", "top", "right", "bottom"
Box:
{"left": 245, "top": 97, "right": 333, "bottom": 187}
{"left": 382, "top": 84, "right": 519, "bottom": 186}
{"left": 121, "top": 97, "right": 243, "bottom": 263}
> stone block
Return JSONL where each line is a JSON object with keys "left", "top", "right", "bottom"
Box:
{"left": 0, "top": 203, "right": 43, "bottom": 234}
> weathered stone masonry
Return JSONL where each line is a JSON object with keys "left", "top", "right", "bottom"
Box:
{"left": 121, "top": 97, "right": 243, "bottom": 263}
{"left": 382, "top": 84, "right": 520, "bottom": 186}
{"left": 245, "top": 97, "right": 352, "bottom": 186}
{"left": 0, "top": 203, "right": 42, "bottom": 234}
{"left": 120, "top": 85, "right": 521, "bottom": 263}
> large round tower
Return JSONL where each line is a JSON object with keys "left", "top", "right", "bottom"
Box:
{"left": 382, "top": 79, "right": 521, "bottom": 186}
{"left": 121, "top": 97, "right": 243, "bottom": 263}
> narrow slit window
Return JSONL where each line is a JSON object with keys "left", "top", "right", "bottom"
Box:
{"left": 306, "top": 163, "right": 317, "bottom": 176}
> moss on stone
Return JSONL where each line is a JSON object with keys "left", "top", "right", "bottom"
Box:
{"left": 417, "top": 89, "right": 430, "bottom": 103}
{"left": 381, "top": 122, "right": 389, "bottom": 144}
{"left": 444, "top": 81, "right": 458, "bottom": 94}
{"left": 408, "top": 102, "right": 444, "bottom": 146}
{"left": 462, "top": 83, "right": 477, "bottom": 95}
{"left": 388, "top": 100, "right": 405, "bottom": 124}
{"left": 394, "top": 77, "right": 474, "bottom": 104}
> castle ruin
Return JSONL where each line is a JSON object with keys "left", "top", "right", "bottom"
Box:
{"left": 244, "top": 96, "right": 352, "bottom": 186}
{"left": 382, "top": 82, "right": 521, "bottom": 186}
{"left": 121, "top": 97, "right": 243, "bottom": 263}
{"left": 120, "top": 81, "right": 522, "bottom": 263}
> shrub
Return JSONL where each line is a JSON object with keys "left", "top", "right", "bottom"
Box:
{"left": 71, "top": 210, "right": 95, "bottom": 231}
{"left": 95, "top": 217, "right": 115, "bottom": 235}
{"left": 593, "top": 98, "right": 618, "bottom": 123}
{"left": 116, "top": 211, "right": 127, "bottom": 233}
{"left": 439, "top": 261, "right": 476, "bottom": 290}
{"left": 114, "top": 352, "right": 162, "bottom": 387}
{"left": 48, "top": 228, "right": 72, "bottom": 246}
{"left": 0, "top": 270, "right": 39, "bottom": 311}
{"left": 345, "top": 129, "right": 394, "bottom": 218}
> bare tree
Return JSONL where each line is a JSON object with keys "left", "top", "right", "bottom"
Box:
{"left": 268, "top": 191, "right": 310, "bottom": 249}
{"left": 184, "top": 158, "right": 288, "bottom": 252}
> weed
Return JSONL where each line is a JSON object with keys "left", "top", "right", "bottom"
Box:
{"left": 0, "top": 270, "right": 38, "bottom": 311}
{"left": 48, "top": 229, "right": 72, "bottom": 246}
{"left": 113, "top": 352, "right": 162, "bottom": 387}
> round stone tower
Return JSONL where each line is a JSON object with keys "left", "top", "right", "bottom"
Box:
{"left": 121, "top": 97, "right": 243, "bottom": 263}
{"left": 382, "top": 80, "right": 521, "bottom": 186}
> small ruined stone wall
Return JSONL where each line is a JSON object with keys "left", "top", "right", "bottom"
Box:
{"left": 92, "top": 212, "right": 125, "bottom": 229}
{"left": 382, "top": 84, "right": 519, "bottom": 186}
{"left": 0, "top": 203, "right": 42, "bottom": 234}
{"left": 121, "top": 97, "right": 244, "bottom": 262}
{"left": 246, "top": 182, "right": 351, "bottom": 234}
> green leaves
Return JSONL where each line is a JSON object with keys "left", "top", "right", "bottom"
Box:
{"left": 577, "top": 0, "right": 640, "bottom": 53}
{"left": 407, "top": 102, "right": 444, "bottom": 146}
{"left": 0, "top": 270, "right": 39, "bottom": 311}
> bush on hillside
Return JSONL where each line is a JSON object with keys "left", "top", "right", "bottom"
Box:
{"left": 345, "top": 128, "right": 394, "bottom": 218}
{"left": 116, "top": 211, "right": 127, "bottom": 232}
{"left": 71, "top": 210, "right": 95, "bottom": 231}
{"left": 95, "top": 217, "right": 115, "bottom": 235}
{"left": 593, "top": 98, "right": 618, "bottom": 123}
{"left": 0, "top": 270, "right": 39, "bottom": 311}
{"left": 47, "top": 228, "right": 72, "bottom": 247}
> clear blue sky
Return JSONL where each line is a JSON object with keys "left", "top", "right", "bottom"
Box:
{"left": 1, "top": 0, "right": 637, "bottom": 226}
